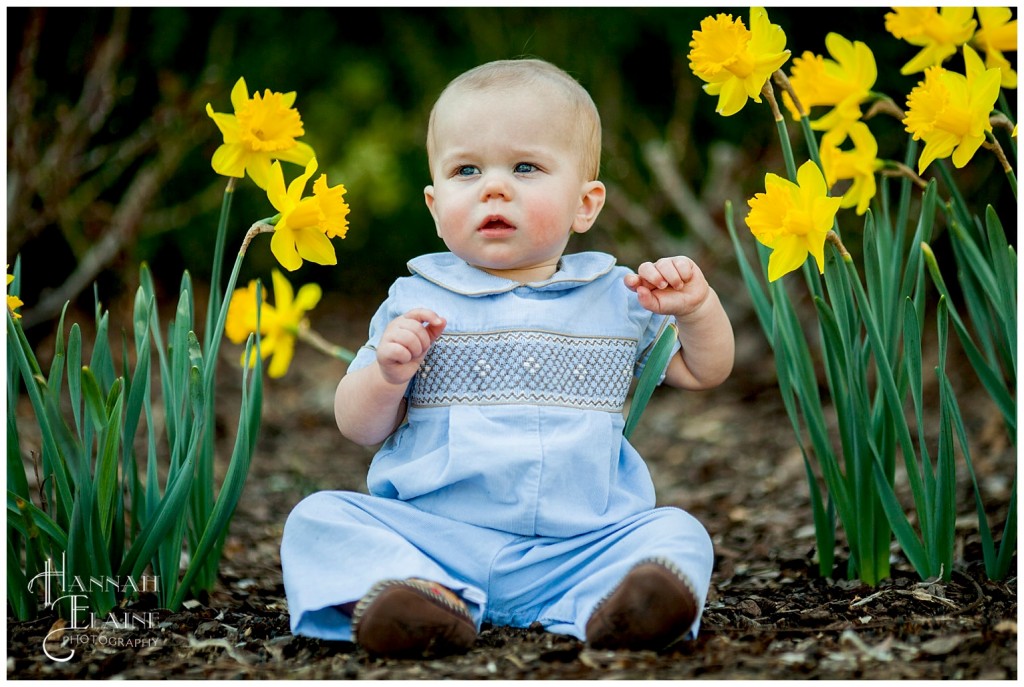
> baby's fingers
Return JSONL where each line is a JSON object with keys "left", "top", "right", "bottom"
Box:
{"left": 403, "top": 308, "right": 446, "bottom": 342}
{"left": 636, "top": 261, "right": 670, "bottom": 290}
{"left": 403, "top": 308, "right": 444, "bottom": 328}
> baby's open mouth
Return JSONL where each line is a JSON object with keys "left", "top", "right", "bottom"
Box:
{"left": 479, "top": 216, "right": 515, "bottom": 231}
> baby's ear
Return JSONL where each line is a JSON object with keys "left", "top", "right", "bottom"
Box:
{"left": 572, "top": 180, "right": 606, "bottom": 234}
{"left": 423, "top": 185, "right": 441, "bottom": 235}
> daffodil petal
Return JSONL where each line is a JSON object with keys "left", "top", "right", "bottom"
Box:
{"left": 211, "top": 143, "right": 248, "bottom": 179}
{"left": 902, "top": 44, "right": 956, "bottom": 75}
{"left": 963, "top": 44, "right": 985, "bottom": 78}
{"left": 246, "top": 156, "right": 274, "bottom": 191}
{"left": 293, "top": 283, "right": 323, "bottom": 313}
{"left": 977, "top": 6, "right": 1013, "bottom": 29}
{"left": 767, "top": 235, "right": 809, "bottom": 281}
{"left": 271, "top": 227, "right": 304, "bottom": 272}
{"left": 271, "top": 269, "right": 295, "bottom": 311}
{"left": 266, "top": 161, "right": 289, "bottom": 213}
{"left": 260, "top": 331, "right": 279, "bottom": 358}
{"left": 952, "top": 134, "right": 985, "bottom": 167}
{"left": 287, "top": 158, "right": 319, "bottom": 203}
{"left": 294, "top": 228, "right": 338, "bottom": 266}
{"left": 267, "top": 337, "right": 295, "bottom": 378}
{"left": 206, "top": 107, "right": 241, "bottom": 142}
{"left": 971, "top": 67, "right": 1003, "bottom": 118}
{"left": 275, "top": 140, "right": 317, "bottom": 167}
{"left": 230, "top": 77, "right": 250, "bottom": 112}
{"left": 942, "top": 6, "right": 975, "bottom": 26}
{"left": 716, "top": 77, "right": 749, "bottom": 116}
{"left": 796, "top": 161, "right": 828, "bottom": 197}
{"left": 918, "top": 130, "right": 959, "bottom": 172}
{"left": 749, "top": 7, "right": 787, "bottom": 55}
{"left": 808, "top": 233, "right": 828, "bottom": 274}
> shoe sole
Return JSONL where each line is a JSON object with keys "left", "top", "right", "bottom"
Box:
{"left": 352, "top": 580, "right": 477, "bottom": 657}
{"left": 585, "top": 558, "right": 698, "bottom": 651}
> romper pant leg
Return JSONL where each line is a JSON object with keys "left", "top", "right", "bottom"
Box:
{"left": 487, "top": 506, "right": 714, "bottom": 641}
{"left": 280, "top": 491, "right": 510, "bottom": 641}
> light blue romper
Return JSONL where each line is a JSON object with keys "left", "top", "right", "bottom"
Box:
{"left": 281, "top": 251, "right": 715, "bottom": 643}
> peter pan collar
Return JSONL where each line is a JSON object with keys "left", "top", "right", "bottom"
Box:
{"left": 407, "top": 251, "right": 617, "bottom": 296}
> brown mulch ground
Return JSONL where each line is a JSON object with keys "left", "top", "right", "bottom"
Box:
{"left": 6, "top": 300, "right": 1017, "bottom": 679}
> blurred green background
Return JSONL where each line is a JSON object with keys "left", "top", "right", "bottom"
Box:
{"left": 6, "top": 6, "right": 1015, "bottom": 334}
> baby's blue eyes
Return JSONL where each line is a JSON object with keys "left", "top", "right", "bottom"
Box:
{"left": 453, "top": 163, "right": 538, "bottom": 177}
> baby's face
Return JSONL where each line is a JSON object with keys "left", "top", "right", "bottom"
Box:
{"left": 424, "top": 84, "right": 604, "bottom": 281}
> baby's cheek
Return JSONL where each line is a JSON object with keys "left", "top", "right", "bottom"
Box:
{"left": 526, "top": 198, "right": 569, "bottom": 239}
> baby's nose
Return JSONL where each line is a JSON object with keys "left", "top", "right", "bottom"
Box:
{"left": 479, "top": 172, "right": 512, "bottom": 200}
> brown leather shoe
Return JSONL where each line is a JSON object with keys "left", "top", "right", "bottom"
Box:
{"left": 351, "top": 578, "right": 477, "bottom": 657}
{"left": 585, "top": 558, "right": 699, "bottom": 651}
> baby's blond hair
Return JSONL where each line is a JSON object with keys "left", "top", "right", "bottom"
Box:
{"left": 426, "top": 58, "right": 602, "bottom": 181}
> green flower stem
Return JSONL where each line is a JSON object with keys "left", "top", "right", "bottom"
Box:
{"left": 998, "top": 91, "right": 1017, "bottom": 157}
{"left": 205, "top": 177, "right": 237, "bottom": 351}
{"left": 298, "top": 325, "right": 356, "bottom": 364}
{"left": 775, "top": 119, "right": 798, "bottom": 181}
{"left": 239, "top": 221, "right": 276, "bottom": 256}
{"left": 771, "top": 69, "right": 823, "bottom": 170}
{"left": 190, "top": 220, "right": 272, "bottom": 595}
{"left": 761, "top": 80, "right": 798, "bottom": 180}
{"left": 934, "top": 161, "right": 978, "bottom": 240}
{"left": 985, "top": 131, "right": 1016, "bottom": 198}
{"left": 799, "top": 116, "right": 822, "bottom": 170}
{"left": 203, "top": 222, "right": 273, "bottom": 391}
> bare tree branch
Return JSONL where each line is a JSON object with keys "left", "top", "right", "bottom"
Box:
{"left": 642, "top": 140, "right": 730, "bottom": 255}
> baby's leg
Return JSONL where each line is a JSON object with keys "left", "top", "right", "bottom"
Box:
{"left": 492, "top": 506, "right": 713, "bottom": 647}
{"left": 280, "top": 491, "right": 503, "bottom": 643}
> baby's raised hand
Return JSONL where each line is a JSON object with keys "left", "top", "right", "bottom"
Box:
{"left": 625, "top": 257, "right": 710, "bottom": 320}
{"left": 376, "top": 308, "right": 446, "bottom": 385}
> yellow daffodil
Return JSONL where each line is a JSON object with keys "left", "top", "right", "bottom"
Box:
{"left": 688, "top": 7, "right": 791, "bottom": 117}
{"left": 820, "top": 122, "right": 884, "bottom": 216}
{"left": 746, "top": 161, "right": 842, "bottom": 282}
{"left": 267, "top": 158, "right": 350, "bottom": 272}
{"left": 225, "top": 280, "right": 272, "bottom": 344}
{"left": 973, "top": 7, "right": 1018, "bottom": 89}
{"left": 206, "top": 77, "right": 316, "bottom": 190}
{"left": 6, "top": 266, "right": 23, "bottom": 320}
{"left": 226, "top": 270, "right": 322, "bottom": 378}
{"left": 783, "top": 33, "right": 877, "bottom": 133}
{"left": 903, "top": 45, "right": 1002, "bottom": 173}
{"left": 885, "top": 7, "right": 977, "bottom": 75}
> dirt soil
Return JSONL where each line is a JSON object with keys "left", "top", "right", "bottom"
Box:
{"left": 6, "top": 300, "right": 1017, "bottom": 679}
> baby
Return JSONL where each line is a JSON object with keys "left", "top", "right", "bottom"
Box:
{"left": 281, "top": 58, "right": 734, "bottom": 657}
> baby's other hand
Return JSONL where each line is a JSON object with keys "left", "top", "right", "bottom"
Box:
{"left": 625, "top": 256, "right": 710, "bottom": 320}
{"left": 376, "top": 308, "right": 446, "bottom": 385}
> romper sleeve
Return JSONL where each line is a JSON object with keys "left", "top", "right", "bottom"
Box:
{"left": 346, "top": 282, "right": 401, "bottom": 374}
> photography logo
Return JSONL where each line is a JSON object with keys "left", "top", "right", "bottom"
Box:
{"left": 28, "top": 553, "right": 161, "bottom": 662}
